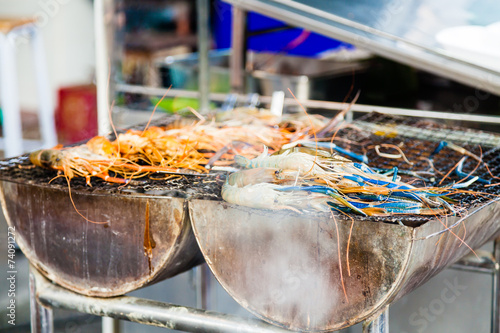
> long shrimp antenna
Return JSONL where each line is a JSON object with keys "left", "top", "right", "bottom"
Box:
{"left": 317, "top": 90, "right": 360, "bottom": 139}
{"left": 484, "top": 163, "right": 500, "bottom": 181}
{"left": 287, "top": 88, "right": 317, "bottom": 146}
{"left": 114, "top": 85, "right": 173, "bottom": 168}
{"left": 439, "top": 157, "right": 464, "bottom": 185}
{"left": 330, "top": 210, "right": 349, "bottom": 303}
{"left": 343, "top": 68, "right": 356, "bottom": 104}
{"left": 186, "top": 106, "right": 206, "bottom": 124}
{"left": 106, "top": 100, "right": 121, "bottom": 158}
{"left": 416, "top": 192, "right": 478, "bottom": 259}
{"left": 64, "top": 173, "right": 108, "bottom": 225}
{"left": 459, "top": 218, "right": 467, "bottom": 247}
{"left": 374, "top": 144, "right": 414, "bottom": 165}
{"left": 142, "top": 85, "right": 172, "bottom": 135}
{"left": 453, "top": 146, "right": 483, "bottom": 187}
{"left": 106, "top": 57, "right": 119, "bottom": 145}
{"left": 334, "top": 208, "right": 355, "bottom": 277}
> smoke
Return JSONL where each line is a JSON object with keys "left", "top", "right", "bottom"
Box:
{"left": 237, "top": 211, "right": 341, "bottom": 330}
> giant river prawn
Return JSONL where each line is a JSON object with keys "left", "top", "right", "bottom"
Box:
{"left": 27, "top": 106, "right": 498, "bottom": 221}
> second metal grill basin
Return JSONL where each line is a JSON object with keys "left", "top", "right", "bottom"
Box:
{"left": 189, "top": 113, "right": 500, "bottom": 332}
{"left": 189, "top": 198, "right": 500, "bottom": 331}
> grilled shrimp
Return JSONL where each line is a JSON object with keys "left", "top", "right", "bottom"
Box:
{"left": 29, "top": 145, "right": 128, "bottom": 183}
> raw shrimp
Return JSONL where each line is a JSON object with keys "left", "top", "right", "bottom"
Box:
{"left": 226, "top": 147, "right": 459, "bottom": 217}
{"left": 222, "top": 168, "right": 334, "bottom": 213}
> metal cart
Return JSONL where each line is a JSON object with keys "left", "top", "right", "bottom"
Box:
{"left": 28, "top": 0, "right": 500, "bottom": 332}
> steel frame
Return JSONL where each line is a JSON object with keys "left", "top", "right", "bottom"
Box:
{"left": 28, "top": 238, "right": 500, "bottom": 333}
{"left": 29, "top": 266, "right": 291, "bottom": 333}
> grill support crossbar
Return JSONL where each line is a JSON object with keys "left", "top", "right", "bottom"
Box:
{"left": 29, "top": 236, "right": 500, "bottom": 333}
{"left": 29, "top": 266, "right": 291, "bottom": 333}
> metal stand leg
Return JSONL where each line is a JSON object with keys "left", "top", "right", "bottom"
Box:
{"left": 196, "top": 263, "right": 214, "bottom": 310}
{"left": 230, "top": 7, "right": 246, "bottom": 94}
{"left": 30, "top": 270, "right": 54, "bottom": 333}
{"left": 32, "top": 266, "right": 287, "bottom": 333}
{"left": 363, "top": 307, "right": 389, "bottom": 333}
{"left": 0, "top": 33, "right": 24, "bottom": 157}
{"left": 493, "top": 237, "right": 500, "bottom": 333}
{"left": 102, "top": 317, "right": 121, "bottom": 333}
{"left": 94, "top": 0, "right": 113, "bottom": 135}
{"left": 196, "top": 0, "right": 210, "bottom": 114}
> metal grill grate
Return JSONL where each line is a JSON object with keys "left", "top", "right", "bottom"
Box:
{"left": 1, "top": 112, "right": 499, "bottom": 227}
{"left": 327, "top": 113, "right": 500, "bottom": 225}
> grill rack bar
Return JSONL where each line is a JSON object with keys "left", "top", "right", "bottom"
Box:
{"left": 355, "top": 121, "right": 500, "bottom": 147}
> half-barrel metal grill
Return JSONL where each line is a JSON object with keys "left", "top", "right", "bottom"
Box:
{"left": 1, "top": 112, "right": 500, "bottom": 330}
{"left": 188, "top": 113, "right": 500, "bottom": 331}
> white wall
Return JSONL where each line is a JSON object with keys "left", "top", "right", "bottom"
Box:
{"left": 0, "top": 0, "right": 95, "bottom": 111}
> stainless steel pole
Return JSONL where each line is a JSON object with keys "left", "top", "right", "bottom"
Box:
{"left": 31, "top": 267, "right": 290, "bottom": 333}
{"left": 230, "top": 7, "right": 246, "bottom": 93}
{"left": 196, "top": 264, "right": 215, "bottom": 310}
{"left": 94, "top": 0, "right": 113, "bottom": 135}
{"left": 362, "top": 307, "right": 389, "bottom": 333}
{"left": 102, "top": 317, "right": 121, "bottom": 333}
{"left": 493, "top": 237, "right": 500, "bottom": 333}
{"left": 197, "top": 0, "right": 211, "bottom": 114}
{"left": 30, "top": 270, "right": 54, "bottom": 333}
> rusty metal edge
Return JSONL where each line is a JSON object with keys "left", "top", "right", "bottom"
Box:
{"left": 0, "top": 176, "right": 181, "bottom": 198}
